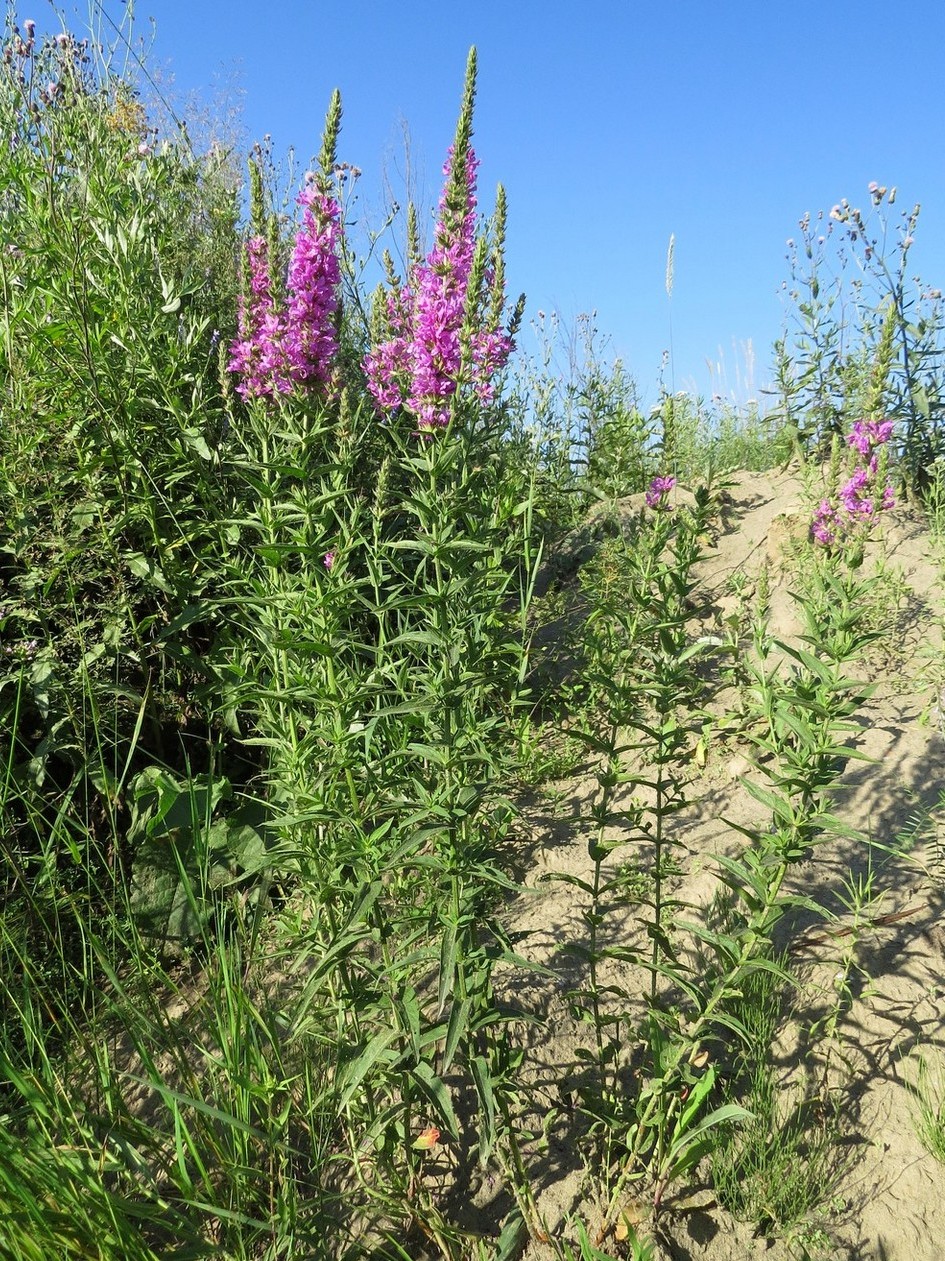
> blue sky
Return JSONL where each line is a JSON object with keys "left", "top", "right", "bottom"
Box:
{"left": 52, "top": 1, "right": 945, "bottom": 407}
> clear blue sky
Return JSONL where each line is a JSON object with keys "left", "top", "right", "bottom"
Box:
{"left": 51, "top": 1, "right": 945, "bottom": 407}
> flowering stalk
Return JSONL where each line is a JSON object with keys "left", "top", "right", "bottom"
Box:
{"left": 283, "top": 185, "right": 341, "bottom": 388}
{"left": 228, "top": 95, "right": 343, "bottom": 401}
{"left": 227, "top": 235, "right": 294, "bottom": 400}
{"left": 364, "top": 50, "right": 514, "bottom": 433}
{"left": 811, "top": 417, "right": 895, "bottom": 547}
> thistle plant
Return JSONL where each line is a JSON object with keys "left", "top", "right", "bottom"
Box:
{"left": 779, "top": 184, "right": 944, "bottom": 486}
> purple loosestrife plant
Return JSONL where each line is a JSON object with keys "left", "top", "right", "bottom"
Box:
{"left": 645, "top": 475, "right": 676, "bottom": 510}
{"left": 228, "top": 236, "right": 292, "bottom": 400}
{"left": 838, "top": 466, "right": 877, "bottom": 520}
{"left": 283, "top": 184, "right": 342, "bottom": 389}
{"left": 811, "top": 499, "right": 840, "bottom": 547}
{"left": 847, "top": 418, "right": 895, "bottom": 460}
{"left": 228, "top": 185, "right": 342, "bottom": 400}
{"left": 364, "top": 143, "right": 512, "bottom": 433}
{"left": 811, "top": 418, "right": 895, "bottom": 547}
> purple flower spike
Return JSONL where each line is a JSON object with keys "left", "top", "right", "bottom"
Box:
{"left": 846, "top": 417, "right": 895, "bottom": 457}
{"left": 283, "top": 188, "right": 341, "bottom": 389}
{"left": 228, "top": 187, "right": 342, "bottom": 401}
{"left": 811, "top": 417, "right": 896, "bottom": 546}
{"left": 364, "top": 145, "right": 512, "bottom": 433}
{"left": 227, "top": 237, "right": 292, "bottom": 400}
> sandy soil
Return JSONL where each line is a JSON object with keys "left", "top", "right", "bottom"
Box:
{"left": 490, "top": 467, "right": 945, "bottom": 1261}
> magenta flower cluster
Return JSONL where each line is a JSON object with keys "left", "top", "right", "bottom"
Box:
{"left": 228, "top": 187, "right": 341, "bottom": 400}
{"left": 364, "top": 146, "right": 511, "bottom": 432}
{"left": 229, "top": 236, "right": 292, "bottom": 397}
{"left": 846, "top": 417, "right": 895, "bottom": 458}
{"left": 811, "top": 418, "right": 896, "bottom": 547}
{"left": 645, "top": 475, "right": 677, "bottom": 509}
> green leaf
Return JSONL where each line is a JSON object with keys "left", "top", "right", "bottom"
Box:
{"left": 181, "top": 426, "right": 212, "bottom": 459}
{"left": 665, "top": 1102, "right": 752, "bottom": 1179}
{"left": 543, "top": 871, "right": 598, "bottom": 897}
{"left": 471, "top": 1054, "right": 496, "bottom": 1165}
{"left": 409, "top": 1060, "right": 460, "bottom": 1138}
{"left": 129, "top": 832, "right": 208, "bottom": 951}
{"left": 28, "top": 658, "right": 57, "bottom": 721}
{"left": 395, "top": 988, "right": 422, "bottom": 1061}
{"left": 437, "top": 923, "right": 459, "bottom": 1018}
{"left": 912, "top": 381, "right": 931, "bottom": 418}
{"left": 336, "top": 1029, "right": 399, "bottom": 1109}
{"left": 493, "top": 1211, "right": 527, "bottom": 1261}
{"left": 741, "top": 778, "right": 796, "bottom": 825}
{"left": 441, "top": 998, "right": 470, "bottom": 1074}
{"left": 125, "top": 552, "right": 173, "bottom": 593}
{"left": 120, "top": 1073, "right": 268, "bottom": 1140}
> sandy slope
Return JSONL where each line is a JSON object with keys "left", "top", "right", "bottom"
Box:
{"left": 500, "top": 467, "right": 945, "bottom": 1261}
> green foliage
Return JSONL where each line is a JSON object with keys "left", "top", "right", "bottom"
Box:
{"left": 510, "top": 312, "right": 792, "bottom": 555}
{"left": 583, "top": 366, "right": 653, "bottom": 501}
{"left": 666, "top": 393, "right": 794, "bottom": 479}
{"left": 923, "top": 456, "right": 945, "bottom": 548}
{"left": 712, "top": 1073, "right": 846, "bottom": 1242}
{"left": 778, "top": 191, "right": 945, "bottom": 481}
{"left": 709, "top": 962, "right": 847, "bottom": 1249}
{"left": 560, "top": 1217, "right": 655, "bottom": 1261}
{"left": 126, "top": 765, "right": 277, "bottom": 949}
{"left": 0, "top": 11, "right": 538, "bottom": 1255}
{"left": 0, "top": 10, "right": 241, "bottom": 901}
{"left": 0, "top": 6, "right": 936, "bottom": 1259}
{"left": 909, "top": 1053, "right": 945, "bottom": 1165}
{"left": 553, "top": 492, "right": 742, "bottom": 1222}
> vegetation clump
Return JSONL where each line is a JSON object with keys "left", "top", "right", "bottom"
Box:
{"left": 1, "top": 6, "right": 944, "bottom": 1260}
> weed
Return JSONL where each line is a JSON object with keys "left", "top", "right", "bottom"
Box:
{"left": 712, "top": 1068, "right": 847, "bottom": 1241}
{"left": 909, "top": 1053, "right": 945, "bottom": 1165}
{"left": 923, "top": 457, "right": 945, "bottom": 548}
